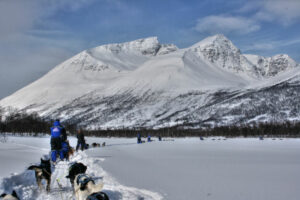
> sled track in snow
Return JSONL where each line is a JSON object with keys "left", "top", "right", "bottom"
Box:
{"left": 0, "top": 151, "right": 163, "bottom": 200}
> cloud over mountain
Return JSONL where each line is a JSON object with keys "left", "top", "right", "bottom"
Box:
{"left": 195, "top": 15, "right": 260, "bottom": 35}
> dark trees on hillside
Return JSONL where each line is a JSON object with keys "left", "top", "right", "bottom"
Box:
{"left": 83, "top": 122, "right": 300, "bottom": 138}
{"left": 0, "top": 106, "right": 300, "bottom": 137}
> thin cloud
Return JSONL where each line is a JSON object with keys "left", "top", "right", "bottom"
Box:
{"left": 237, "top": 1, "right": 262, "bottom": 13}
{"left": 195, "top": 15, "right": 260, "bottom": 35}
{"left": 243, "top": 38, "right": 300, "bottom": 52}
{"left": 261, "top": 0, "right": 300, "bottom": 26}
{"left": 239, "top": 0, "right": 300, "bottom": 26}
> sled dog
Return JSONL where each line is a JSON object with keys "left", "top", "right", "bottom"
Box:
{"left": 67, "top": 145, "right": 75, "bottom": 159}
{"left": 92, "top": 143, "right": 100, "bottom": 148}
{"left": 74, "top": 174, "right": 104, "bottom": 200}
{"left": 0, "top": 190, "right": 20, "bottom": 200}
{"left": 66, "top": 162, "right": 87, "bottom": 186}
{"left": 27, "top": 158, "right": 51, "bottom": 192}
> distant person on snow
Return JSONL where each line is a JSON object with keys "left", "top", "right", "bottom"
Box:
{"left": 137, "top": 133, "right": 142, "bottom": 144}
{"left": 76, "top": 129, "right": 86, "bottom": 151}
{"left": 50, "top": 119, "right": 65, "bottom": 163}
{"left": 147, "top": 134, "right": 152, "bottom": 142}
{"left": 158, "top": 135, "right": 162, "bottom": 141}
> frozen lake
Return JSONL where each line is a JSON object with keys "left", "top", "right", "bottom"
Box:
{"left": 1, "top": 136, "right": 300, "bottom": 200}
{"left": 87, "top": 137, "right": 300, "bottom": 200}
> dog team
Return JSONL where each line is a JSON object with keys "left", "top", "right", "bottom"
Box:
{"left": 1, "top": 120, "right": 109, "bottom": 200}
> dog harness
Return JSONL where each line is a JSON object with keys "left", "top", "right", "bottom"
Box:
{"left": 39, "top": 161, "right": 51, "bottom": 176}
{"left": 76, "top": 174, "right": 94, "bottom": 190}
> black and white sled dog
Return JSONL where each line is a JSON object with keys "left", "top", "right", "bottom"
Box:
{"left": 66, "top": 162, "right": 87, "bottom": 187}
{"left": 0, "top": 190, "right": 20, "bottom": 200}
{"left": 27, "top": 158, "right": 51, "bottom": 192}
{"left": 86, "top": 192, "right": 109, "bottom": 200}
{"left": 74, "top": 174, "right": 104, "bottom": 200}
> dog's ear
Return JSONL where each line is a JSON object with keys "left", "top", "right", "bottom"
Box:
{"left": 98, "top": 192, "right": 109, "bottom": 200}
{"left": 1, "top": 193, "right": 7, "bottom": 197}
{"left": 12, "top": 190, "right": 18, "bottom": 198}
{"left": 66, "top": 175, "right": 70, "bottom": 178}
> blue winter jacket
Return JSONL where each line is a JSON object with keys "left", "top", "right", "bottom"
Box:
{"left": 61, "top": 141, "right": 69, "bottom": 152}
{"left": 51, "top": 121, "right": 63, "bottom": 138}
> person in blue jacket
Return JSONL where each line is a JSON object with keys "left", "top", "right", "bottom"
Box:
{"left": 50, "top": 119, "right": 65, "bottom": 163}
{"left": 147, "top": 134, "right": 151, "bottom": 142}
{"left": 137, "top": 133, "right": 142, "bottom": 144}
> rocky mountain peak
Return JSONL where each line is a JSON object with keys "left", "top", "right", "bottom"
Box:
{"left": 244, "top": 54, "right": 299, "bottom": 77}
{"left": 190, "top": 34, "right": 258, "bottom": 78}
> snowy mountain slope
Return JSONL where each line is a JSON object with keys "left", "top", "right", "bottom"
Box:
{"left": 0, "top": 35, "right": 299, "bottom": 128}
{"left": 49, "top": 73, "right": 300, "bottom": 129}
{"left": 0, "top": 37, "right": 166, "bottom": 115}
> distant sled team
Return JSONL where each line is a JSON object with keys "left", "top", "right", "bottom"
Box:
{"left": 91, "top": 142, "right": 105, "bottom": 148}
{"left": 137, "top": 133, "right": 165, "bottom": 143}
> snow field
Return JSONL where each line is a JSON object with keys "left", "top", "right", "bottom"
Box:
{"left": 1, "top": 136, "right": 300, "bottom": 200}
{"left": 0, "top": 136, "right": 163, "bottom": 200}
{"left": 90, "top": 137, "right": 300, "bottom": 200}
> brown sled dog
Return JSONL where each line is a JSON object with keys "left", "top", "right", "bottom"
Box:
{"left": 27, "top": 158, "right": 51, "bottom": 192}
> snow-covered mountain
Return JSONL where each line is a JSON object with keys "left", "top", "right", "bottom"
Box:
{"left": 244, "top": 54, "right": 298, "bottom": 77}
{"left": 0, "top": 34, "right": 299, "bottom": 129}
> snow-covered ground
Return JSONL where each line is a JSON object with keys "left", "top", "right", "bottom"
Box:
{"left": 1, "top": 136, "right": 300, "bottom": 200}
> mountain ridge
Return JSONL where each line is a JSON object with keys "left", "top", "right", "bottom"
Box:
{"left": 0, "top": 35, "right": 299, "bottom": 129}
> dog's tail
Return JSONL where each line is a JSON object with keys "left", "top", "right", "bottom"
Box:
{"left": 91, "top": 183, "right": 104, "bottom": 194}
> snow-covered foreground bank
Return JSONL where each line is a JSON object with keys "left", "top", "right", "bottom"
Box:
{"left": 1, "top": 136, "right": 300, "bottom": 200}
{"left": 0, "top": 136, "right": 162, "bottom": 200}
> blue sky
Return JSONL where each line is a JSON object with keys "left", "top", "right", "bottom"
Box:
{"left": 0, "top": 0, "right": 300, "bottom": 99}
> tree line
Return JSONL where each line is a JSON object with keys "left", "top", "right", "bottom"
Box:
{"left": 0, "top": 107, "right": 76, "bottom": 136}
{"left": 0, "top": 107, "right": 300, "bottom": 137}
{"left": 83, "top": 121, "right": 300, "bottom": 138}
